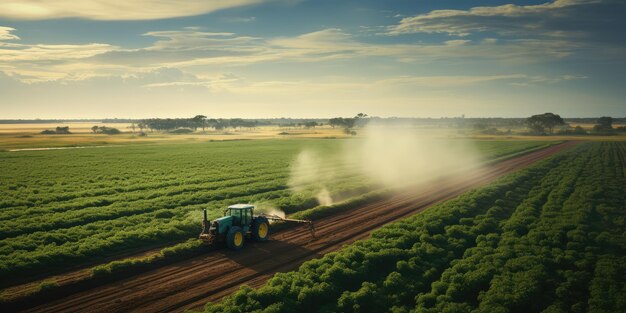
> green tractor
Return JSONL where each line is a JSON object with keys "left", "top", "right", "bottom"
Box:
{"left": 199, "top": 204, "right": 314, "bottom": 250}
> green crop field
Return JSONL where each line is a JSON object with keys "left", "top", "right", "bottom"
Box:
{"left": 205, "top": 142, "right": 625, "bottom": 313}
{"left": 0, "top": 139, "right": 553, "bottom": 284}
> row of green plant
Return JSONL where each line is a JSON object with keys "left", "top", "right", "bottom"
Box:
{"left": 203, "top": 142, "right": 625, "bottom": 313}
{"left": 0, "top": 139, "right": 552, "bottom": 284}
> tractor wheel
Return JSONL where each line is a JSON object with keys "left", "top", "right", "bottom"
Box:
{"left": 251, "top": 217, "right": 270, "bottom": 242}
{"left": 226, "top": 226, "right": 245, "bottom": 250}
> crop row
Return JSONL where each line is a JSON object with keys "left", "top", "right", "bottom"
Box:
{"left": 205, "top": 142, "right": 625, "bottom": 313}
{"left": 0, "top": 139, "right": 551, "bottom": 284}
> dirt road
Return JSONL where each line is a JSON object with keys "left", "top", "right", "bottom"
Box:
{"left": 23, "top": 141, "right": 578, "bottom": 313}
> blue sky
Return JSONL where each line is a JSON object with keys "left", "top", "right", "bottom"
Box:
{"left": 0, "top": 0, "right": 624, "bottom": 118}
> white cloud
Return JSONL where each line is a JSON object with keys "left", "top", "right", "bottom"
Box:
{"left": 0, "top": 0, "right": 272, "bottom": 21}
{"left": 562, "top": 74, "right": 588, "bottom": 80}
{"left": 444, "top": 39, "right": 471, "bottom": 46}
{"left": 0, "top": 27, "right": 582, "bottom": 84}
{"left": 388, "top": 0, "right": 604, "bottom": 37}
{"left": 142, "top": 72, "right": 240, "bottom": 91}
{"left": 223, "top": 16, "right": 256, "bottom": 23}
{"left": 143, "top": 73, "right": 575, "bottom": 95}
{"left": 0, "top": 40, "right": 118, "bottom": 82}
{"left": 0, "top": 43, "right": 116, "bottom": 62}
{"left": 0, "top": 26, "right": 19, "bottom": 40}
{"left": 375, "top": 74, "right": 527, "bottom": 87}
{"left": 143, "top": 28, "right": 576, "bottom": 69}
{"left": 142, "top": 30, "right": 261, "bottom": 51}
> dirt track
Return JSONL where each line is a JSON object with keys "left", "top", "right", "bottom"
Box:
{"left": 24, "top": 141, "right": 577, "bottom": 313}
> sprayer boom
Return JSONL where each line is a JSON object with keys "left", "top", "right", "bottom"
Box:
{"left": 258, "top": 214, "right": 316, "bottom": 238}
{"left": 260, "top": 214, "right": 311, "bottom": 223}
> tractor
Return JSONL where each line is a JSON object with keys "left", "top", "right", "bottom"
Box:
{"left": 199, "top": 204, "right": 314, "bottom": 250}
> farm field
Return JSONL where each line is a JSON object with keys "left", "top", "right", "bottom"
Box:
{"left": 0, "top": 139, "right": 552, "bottom": 291}
{"left": 205, "top": 142, "right": 625, "bottom": 313}
{"left": 6, "top": 140, "right": 575, "bottom": 312}
{"left": 3, "top": 1, "right": 624, "bottom": 312}
{"left": 0, "top": 125, "right": 349, "bottom": 151}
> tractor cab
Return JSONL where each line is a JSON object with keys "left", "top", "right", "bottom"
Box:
{"left": 224, "top": 204, "right": 254, "bottom": 228}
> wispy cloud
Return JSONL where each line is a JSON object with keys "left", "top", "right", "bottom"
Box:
{"left": 139, "top": 28, "right": 576, "bottom": 69}
{"left": 387, "top": 0, "right": 618, "bottom": 40}
{"left": 0, "top": 43, "right": 116, "bottom": 62}
{"left": 140, "top": 73, "right": 582, "bottom": 94}
{"left": 0, "top": 26, "right": 19, "bottom": 40}
{"left": 0, "top": 30, "right": 117, "bottom": 82}
{"left": 0, "top": 26, "right": 582, "bottom": 83}
{"left": 222, "top": 16, "right": 256, "bottom": 23}
{"left": 0, "top": 0, "right": 272, "bottom": 21}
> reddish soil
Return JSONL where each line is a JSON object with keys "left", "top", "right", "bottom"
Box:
{"left": 22, "top": 141, "right": 578, "bottom": 313}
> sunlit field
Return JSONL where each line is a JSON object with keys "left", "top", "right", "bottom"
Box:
{"left": 3, "top": 122, "right": 623, "bottom": 152}
{"left": 1, "top": 0, "right": 624, "bottom": 310}
{"left": 0, "top": 139, "right": 553, "bottom": 284}
{"left": 0, "top": 124, "right": 350, "bottom": 151}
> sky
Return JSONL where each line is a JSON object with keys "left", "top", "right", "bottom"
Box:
{"left": 0, "top": 0, "right": 624, "bottom": 119}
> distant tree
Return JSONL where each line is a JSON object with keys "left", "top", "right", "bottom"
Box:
{"left": 137, "top": 122, "right": 146, "bottom": 133}
{"left": 303, "top": 121, "right": 318, "bottom": 128}
{"left": 129, "top": 123, "right": 136, "bottom": 134}
{"left": 526, "top": 117, "right": 545, "bottom": 134}
{"left": 101, "top": 127, "right": 121, "bottom": 135}
{"left": 192, "top": 115, "right": 207, "bottom": 131}
{"left": 55, "top": 126, "right": 71, "bottom": 134}
{"left": 343, "top": 118, "right": 356, "bottom": 129}
{"left": 354, "top": 113, "right": 369, "bottom": 127}
{"left": 42, "top": 126, "right": 71, "bottom": 135}
{"left": 214, "top": 119, "right": 228, "bottom": 130}
{"left": 206, "top": 118, "right": 218, "bottom": 130}
{"left": 329, "top": 114, "right": 363, "bottom": 134}
{"left": 473, "top": 122, "right": 488, "bottom": 130}
{"left": 525, "top": 113, "right": 565, "bottom": 135}
{"left": 91, "top": 125, "right": 99, "bottom": 133}
{"left": 329, "top": 118, "right": 344, "bottom": 128}
{"left": 230, "top": 118, "right": 245, "bottom": 129}
{"left": 92, "top": 126, "right": 121, "bottom": 135}
{"left": 594, "top": 116, "right": 613, "bottom": 132}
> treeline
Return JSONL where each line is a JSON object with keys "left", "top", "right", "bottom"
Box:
{"left": 205, "top": 142, "right": 626, "bottom": 313}
{"left": 524, "top": 113, "right": 625, "bottom": 135}
{"left": 471, "top": 113, "right": 626, "bottom": 136}
{"left": 90, "top": 126, "right": 120, "bottom": 134}
{"left": 40, "top": 127, "right": 71, "bottom": 135}
{"left": 141, "top": 116, "right": 258, "bottom": 131}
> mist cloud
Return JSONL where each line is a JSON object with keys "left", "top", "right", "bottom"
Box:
{"left": 346, "top": 125, "right": 484, "bottom": 189}
{"left": 287, "top": 125, "right": 485, "bottom": 207}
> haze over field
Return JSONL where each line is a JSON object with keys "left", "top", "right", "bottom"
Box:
{"left": 288, "top": 125, "right": 486, "bottom": 210}
{"left": 1, "top": 0, "right": 625, "bottom": 118}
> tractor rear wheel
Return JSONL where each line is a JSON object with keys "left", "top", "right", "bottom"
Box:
{"left": 226, "top": 226, "right": 245, "bottom": 250}
{"left": 251, "top": 217, "right": 270, "bottom": 242}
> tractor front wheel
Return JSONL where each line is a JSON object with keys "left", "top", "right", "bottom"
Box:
{"left": 226, "top": 226, "right": 245, "bottom": 250}
{"left": 251, "top": 217, "right": 270, "bottom": 242}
